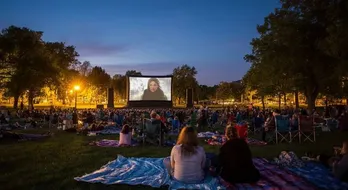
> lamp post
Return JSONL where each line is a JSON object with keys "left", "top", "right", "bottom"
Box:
{"left": 73, "top": 85, "right": 80, "bottom": 109}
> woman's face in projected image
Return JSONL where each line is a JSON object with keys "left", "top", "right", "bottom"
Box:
{"left": 149, "top": 81, "right": 159, "bottom": 92}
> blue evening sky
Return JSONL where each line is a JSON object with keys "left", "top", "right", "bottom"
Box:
{"left": 1, "top": 0, "right": 280, "bottom": 85}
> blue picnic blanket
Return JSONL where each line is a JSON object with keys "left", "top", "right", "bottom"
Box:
{"left": 92, "top": 127, "right": 121, "bottom": 135}
{"left": 286, "top": 161, "right": 348, "bottom": 190}
{"left": 74, "top": 155, "right": 223, "bottom": 190}
{"left": 75, "top": 155, "right": 347, "bottom": 190}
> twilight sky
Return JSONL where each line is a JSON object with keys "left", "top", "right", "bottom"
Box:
{"left": 1, "top": 0, "right": 280, "bottom": 85}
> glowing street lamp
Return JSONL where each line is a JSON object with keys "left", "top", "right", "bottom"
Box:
{"left": 73, "top": 85, "right": 80, "bottom": 109}
{"left": 74, "top": 85, "right": 80, "bottom": 91}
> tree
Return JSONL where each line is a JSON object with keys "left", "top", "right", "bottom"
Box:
{"left": 230, "top": 81, "right": 245, "bottom": 101}
{"left": 0, "top": 26, "right": 55, "bottom": 108}
{"left": 172, "top": 64, "right": 198, "bottom": 104}
{"left": 197, "top": 85, "right": 217, "bottom": 101}
{"left": 111, "top": 74, "right": 127, "bottom": 101}
{"left": 78, "top": 61, "right": 92, "bottom": 76}
{"left": 87, "top": 66, "right": 111, "bottom": 103}
{"left": 125, "top": 70, "right": 142, "bottom": 76}
{"left": 216, "top": 82, "right": 232, "bottom": 104}
{"left": 244, "top": 0, "right": 348, "bottom": 111}
{"left": 45, "top": 42, "right": 80, "bottom": 106}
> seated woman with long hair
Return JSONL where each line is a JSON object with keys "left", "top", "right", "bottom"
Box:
{"left": 119, "top": 124, "right": 132, "bottom": 146}
{"left": 219, "top": 126, "right": 260, "bottom": 184}
{"left": 164, "top": 126, "right": 206, "bottom": 183}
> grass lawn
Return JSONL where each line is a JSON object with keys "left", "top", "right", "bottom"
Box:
{"left": 0, "top": 129, "right": 347, "bottom": 190}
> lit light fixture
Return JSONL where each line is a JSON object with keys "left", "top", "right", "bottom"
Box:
{"left": 74, "top": 85, "right": 80, "bottom": 91}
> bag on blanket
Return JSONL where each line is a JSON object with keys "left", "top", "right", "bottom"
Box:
{"left": 274, "top": 151, "right": 305, "bottom": 168}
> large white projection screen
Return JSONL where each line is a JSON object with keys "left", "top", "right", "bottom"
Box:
{"left": 129, "top": 77, "right": 172, "bottom": 101}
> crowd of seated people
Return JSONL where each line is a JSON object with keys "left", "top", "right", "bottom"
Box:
{"left": 1, "top": 104, "right": 348, "bottom": 184}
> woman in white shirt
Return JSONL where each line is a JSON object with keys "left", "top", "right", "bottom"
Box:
{"left": 119, "top": 124, "right": 132, "bottom": 146}
{"left": 164, "top": 126, "right": 206, "bottom": 183}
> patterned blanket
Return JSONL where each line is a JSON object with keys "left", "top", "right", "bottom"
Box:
{"left": 75, "top": 155, "right": 347, "bottom": 190}
{"left": 221, "top": 158, "right": 317, "bottom": 190}
{"left": 89, "top": 139, "right": 137, "bottom": 147}
{"left": 285, "top": 161, "right": 348, "bottom": 190}
{"left": 207, "top": 135, "right": 267, "bottom": 146}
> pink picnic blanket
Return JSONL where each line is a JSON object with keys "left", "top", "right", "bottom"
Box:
{"left": 89, "top": 139, "right": 136, "bottom": 147}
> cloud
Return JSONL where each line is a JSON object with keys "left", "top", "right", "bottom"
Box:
{"left": 99, "top": 61, "right": 248, "bottom": 86}
{"left": 101, "top": 62, "right": 177, "bottom": 76}
{"left": 76, "top": 42, "right": 128, "bottom": 57}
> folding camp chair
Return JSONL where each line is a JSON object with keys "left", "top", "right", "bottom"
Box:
{"left": 274, "top": 115, "right": 291, "bottom": 144}
{"left": 298, "top": 115, "right": 316, "bottom": 143}
{"left": 142, "top": 119, "right": 162, "bottom": 146}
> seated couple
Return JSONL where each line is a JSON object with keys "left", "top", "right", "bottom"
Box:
{"left": 163, "top": 126, "right": 260, "bottom": 184}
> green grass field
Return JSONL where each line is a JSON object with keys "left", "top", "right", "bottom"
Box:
{"left": 0, "top": 129, "right": 347, "bottom": 190}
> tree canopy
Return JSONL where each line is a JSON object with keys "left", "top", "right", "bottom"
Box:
{"left": 243, "top": 0, "right": 348, "bottom": 110}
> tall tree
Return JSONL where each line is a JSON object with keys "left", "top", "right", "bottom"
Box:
{"left": 172, "top": 64, "right": 198, "bottom": 104}
{"left": 0, "top": 26, "right": 57, "bottom": 108}
{"left": 111, "top": 74, "right": 127, "bottom": 101}
{"left": 244, "top": 0, "right": 348, "bottom": 110}
{"left": 87, "top": 66, "right": 111, "bottom": 103}
{"left": 78, "top": 61, "right": 92, "bottom": 76}
{"left": 216, "top": 82, "right": 232, "bottom": 105}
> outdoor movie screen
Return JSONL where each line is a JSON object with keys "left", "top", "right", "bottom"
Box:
{"left": 128, "top": 76, "right": 172, "bottom": 101}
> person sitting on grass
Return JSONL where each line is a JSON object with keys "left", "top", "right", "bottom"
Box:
{"left": 119, "top": 124, "right": 132, "bottom": 146}
{"left": 218, "top": 126, "right": 260, "bottom": 184}
{"left": 163, "top": 126, "right": 206, "bottom": 183}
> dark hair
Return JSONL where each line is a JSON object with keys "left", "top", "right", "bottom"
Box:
{"left": 147, "top": 78, "right": 161, "bottom": 89}
{"left": 121, "top": 124, "right": 130, "bottom": 134}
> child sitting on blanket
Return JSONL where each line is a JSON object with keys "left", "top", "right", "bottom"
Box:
{"left": 119, "top": 124, "right": 132, "bottom": 146}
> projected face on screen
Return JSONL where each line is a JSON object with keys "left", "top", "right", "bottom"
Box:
{"left": 129, "top": 77, "right": 171, "bottom": 101}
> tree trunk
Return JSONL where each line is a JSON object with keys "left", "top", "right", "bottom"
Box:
{"left": 278, "top": 94, "right": 281, "bottom": 110}
{"left": 325, "top": 97, "right": 328, "bottom": 111}
{"left": 28, "top": 89, "right": 35, "bottom": 110}
{"left": 283, "top": 93, "right": 287, "bottom": 105}
{"left": 13, "top": 95, "right": 19, "bottom": 109}
{"left": 295, "top": 91, "right": 299, "bottom": 109}
{"left": 305, "top": 91, "right": 319, "bottom": 114}
{"left": 261, "top": 95, "right": 265, "bottom": 111}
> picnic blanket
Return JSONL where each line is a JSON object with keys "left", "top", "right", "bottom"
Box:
{"left": 207, "top": 135, "right": 267, "bottom": 146}
{"left": 285, "top": 161, "right": 348, "bottom": 190}
{"left": 90, "top": 127, "right": 121, "bottom": 135}
{"left": 89, "top": 139, "right": 175, "bottom": 147}
{"left": 222, "top": 158, "right": 317, "bottom": 190}
{"left": 74, "top": 155, "right": 223, "bottom": 190}
{"left": 89, "top": 139, "right": 136, "bottom": 147}
{"left": 75, "top": 155, "right": 346, "bottom": 190}
{"left": 197, "top": 131, "right": 217, "bottom": 138}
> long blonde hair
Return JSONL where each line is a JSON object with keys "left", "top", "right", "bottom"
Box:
{"left": 176, "top": 126, "right": 198, "bottom": 157}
